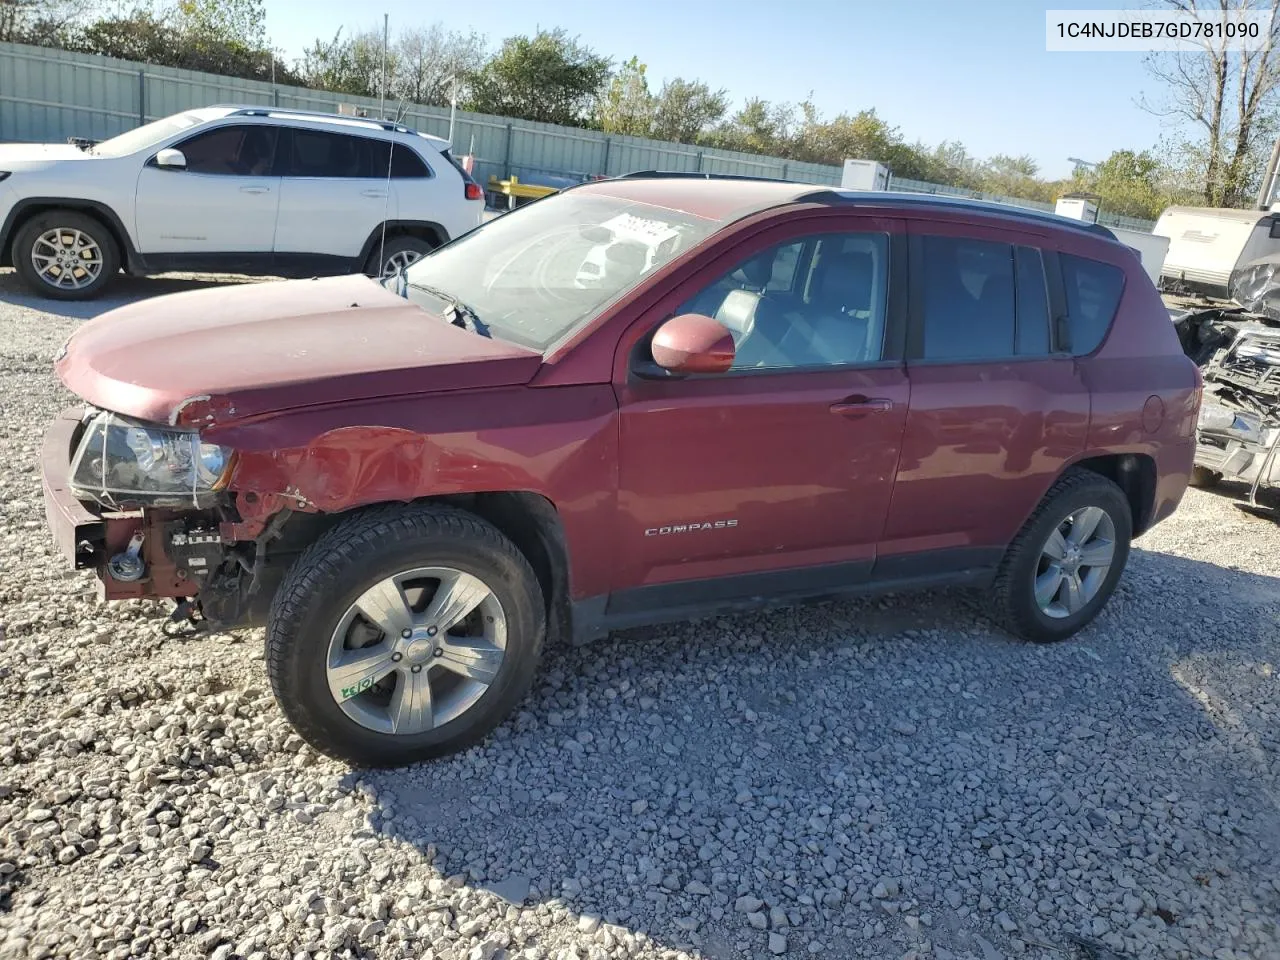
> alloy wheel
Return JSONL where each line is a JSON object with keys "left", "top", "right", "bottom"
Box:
{"left": 381, "top": 250, "right": 423, "bottom": 278}
{"left": 31, "top": 227, "right": 104, "bottom": 291}
{"left": 1033, "top": 506, "right": 1116, "bottom": 619}
{"left": 326, "top": 566, "right": 507, "bottom": 735}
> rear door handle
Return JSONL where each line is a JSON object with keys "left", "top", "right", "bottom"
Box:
{"left": 830, "top": 397, "right": 894, "bottom": 417}
{"left": 239, "top": 185, "right": 270, "bottom": 194}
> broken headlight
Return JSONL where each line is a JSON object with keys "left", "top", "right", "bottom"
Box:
{"left": 69, "top": 411, "right": 234, "bottom": 507}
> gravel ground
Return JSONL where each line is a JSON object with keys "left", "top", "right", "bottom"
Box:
{"left": 1, "top": 269, "right": 1278, "bottom": 960}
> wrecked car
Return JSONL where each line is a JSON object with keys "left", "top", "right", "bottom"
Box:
{"left": 43, "top": 176, "right": 1199, "bottom": 766}
{"left": 1173, "top": 256, "right": 1280, "bottom": 500}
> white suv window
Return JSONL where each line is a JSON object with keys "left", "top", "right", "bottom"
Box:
{"left": 279, "top": 129, "right": 432, "bottom": 179}
{"left": 171, "top": 125, "right": 278, "bottom": 177}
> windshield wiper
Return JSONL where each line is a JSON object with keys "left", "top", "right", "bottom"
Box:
{"left": 406, "top": 282, "right": 490, "bottom": 338}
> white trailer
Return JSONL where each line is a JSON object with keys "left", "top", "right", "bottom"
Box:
{"left": 1153, "top": 205, "right": 1280, "bottom": 297}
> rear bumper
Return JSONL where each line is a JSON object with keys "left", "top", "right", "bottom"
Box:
{"left": 1193, "top": 393, "right": 1280, "bottom": 486}
{"left": 1196, "top": 434, "right": 1280, "bottom": 485}
{"left": 41, "top": 407, "right": 106, "bottom": 569}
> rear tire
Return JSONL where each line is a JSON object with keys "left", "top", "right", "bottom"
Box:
{"left": 364, "top": 235, "right": 434, "bottom": 279}
{"left": 987, "top": 468, "right": 1132, "bottom": 643}
{"left": 1190, "top": 465, "right": 1223, "bottom": 489}
{"left": 12, "top": 209, "right": 119, "bottom": 300}
{"left": 266, "top": 504, "right": 544, "bottom": 767}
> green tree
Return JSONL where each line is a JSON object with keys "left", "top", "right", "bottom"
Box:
{"left": 901, "top": 140, "right": 983, "bottom": 187}
{"left": 174, "top": 0, "right": 264, "bottom": 50}
{"left": 0, "top": 0, "right": 86, "bottom": 45}
{"left": 298, "top": 27, "right": 387, "bottom": 98}
{"left": 1071, "top": 149, "right": 1187, "bottom": 220}
{"left": 74, "top": 7, "right": 174, "bottom": 62}
{"left": 595, "top": 56, "right": 654, "bottom": 136}
{"left": 790, "top": 104, "right": 900, "bottom": 164}
{"left": 978, "top": 153, "right": 1049, "bottom": 200}
{"left": 650, "top": 78, "right": 728, "bottom": 144}
{"left": 465, "top": 29, "right": 610, "bottom": 126}
{"left": 706, "top": 97, "right": 794, "bottom": 154}
{"left": 69, "top": 1, "right": 294, "bottom": 82}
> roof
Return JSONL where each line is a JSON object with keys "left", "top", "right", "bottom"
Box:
{"left": 579, "top": 175, "right": 1118, "bottom": 239}
{"left": 204, "top": 105, "right": 448, "bottom": 147}
{"left": 824, "top": 190, "right": 1118, "bottom": 239}
{"left": 578, "top": 176, "right": 819, "bottom": 222}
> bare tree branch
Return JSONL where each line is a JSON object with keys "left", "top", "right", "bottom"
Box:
{"left": 1143, "top": 0, "right": 1280, "bottom": 204}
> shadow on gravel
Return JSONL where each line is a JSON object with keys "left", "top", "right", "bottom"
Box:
{"left": 0, "top": 267, "right": 258, "bottom": 319}
{"left": 1190, "top": 475, "right": 1280, "bottom": 521}
{"left": 349, "top": 548, "right": 1280, "bottom": 960}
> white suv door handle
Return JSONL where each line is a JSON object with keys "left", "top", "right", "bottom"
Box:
{"left": 361, "top": 189, "right": 388, "bottom": 199}
{"left": 239, "top": 185, "right": 270, "bottom": 195}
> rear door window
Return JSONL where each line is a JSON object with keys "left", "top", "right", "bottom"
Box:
{"left": 280, "top": 129, "right": 384, "bottom": 178}
{"left": 919, "top": 235, "right": 1016, "bottom": 360}
{"left": 1060, "top": 253, "right": 1126, "bottom": 355}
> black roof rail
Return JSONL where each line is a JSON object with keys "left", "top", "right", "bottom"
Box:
{"left": 806, "top": 189, "right": 1118, "bottom": 240}
{"left": 213, "top": 105, "right": 420, "bottom": 136}
{"left": 619, "top": 170, "right": 798, "bottom": 183}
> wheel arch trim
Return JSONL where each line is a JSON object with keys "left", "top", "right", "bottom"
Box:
{"left": 356, "top": 220, "right": 450, "bottom": 271}
{"left": 1, "top": 197, "right": 140, "bottom": 272}
{"left": 1049, "top": 450, "right": 1157, "bottom": 536}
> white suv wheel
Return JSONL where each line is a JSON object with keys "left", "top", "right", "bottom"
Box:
{"left": 13, "top": 210, "right": 119, "bottom": 301}
{"left": 382, "top": 249, "right": 424, "bottom": 277}
{"left": 31, "top": 227, "right": 105, "bottom": 291}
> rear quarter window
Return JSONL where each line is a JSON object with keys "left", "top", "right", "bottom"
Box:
{"left": 368, "top": 141, "right": 432, "bottom": 178}
{"left": 1060, "top": 253, "right": 1126, "bottom": 356}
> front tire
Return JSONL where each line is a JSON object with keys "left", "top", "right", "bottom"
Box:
{"left": 12, "top": 210, "right": 119, "bottom": 300}
{"left": 266, "top": 504, "right": 545, "bottom": 767}
{"left": 364, "top": 235, "right": 434, "bottom": 279}
{"left": 988, "top": 468, "right": 1132, "bottom": 643}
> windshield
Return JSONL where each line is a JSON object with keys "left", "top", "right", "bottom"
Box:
{"left": 93, "top": 113, "right": 206, "bottom": 158}
{"left": 402, "top": 191, "right": 720, "bottom": 350}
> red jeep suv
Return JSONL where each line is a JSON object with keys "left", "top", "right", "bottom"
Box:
{"left": 41, "top": 175, "right": 1200, "bottom": 766}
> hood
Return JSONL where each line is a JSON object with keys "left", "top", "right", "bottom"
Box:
{"left": 56, "top": 275, "right": 543, "bottom": 427}
{"left": 0, "top": 143, "right": 90, "bottom": 171}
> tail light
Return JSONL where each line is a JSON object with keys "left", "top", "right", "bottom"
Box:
{"left": 464, "top": 181, "right": 483, "bottom": 202}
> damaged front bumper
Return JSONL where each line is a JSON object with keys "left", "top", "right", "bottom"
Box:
{"left": 41, "top": 407, "right": 201, "bottom": 600}
{"left": 42, "top": 408, "right": 108, "bottom": 572}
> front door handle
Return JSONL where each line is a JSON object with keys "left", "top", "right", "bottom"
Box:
{"left": 830, "top": 397, "right": 894, "bottom": 417}
{"left": 239, "top": 185, "right": 270, "bottom": 194}
{"left": 361, "top": 189, "right": 388, "bottom": 199}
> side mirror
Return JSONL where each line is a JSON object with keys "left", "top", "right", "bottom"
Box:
{"left": 650, "top": 313, "right": 736, "bottom": 375}
{"left": 154, "top": 148, "right": 187, "bottom": 170}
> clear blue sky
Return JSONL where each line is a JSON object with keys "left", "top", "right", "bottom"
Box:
{"left": 264, "top": 0, "right": 1176, "bottom": 180}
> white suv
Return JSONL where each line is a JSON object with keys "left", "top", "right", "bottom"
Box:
{"left": 0, "top": 106, "right": 486, "bottom": 299}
